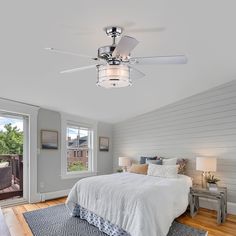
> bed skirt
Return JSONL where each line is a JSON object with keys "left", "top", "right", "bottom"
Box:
{"left": 72, "top": 204, "right": 130, "bottom": 236}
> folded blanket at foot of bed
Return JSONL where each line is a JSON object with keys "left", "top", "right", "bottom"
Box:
{"left": 72, "top": 204, "right": 130, "bottom": 236}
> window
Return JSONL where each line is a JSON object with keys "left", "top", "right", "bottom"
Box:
{"left": 66, "top": 125, "right": 92, "bottom": 173}
{"left": 61, "top": 113, "right": 97, "bottom": 179}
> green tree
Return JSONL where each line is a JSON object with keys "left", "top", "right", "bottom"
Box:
{"left": 0, "top": 123, "right": 23, "bottom": 155}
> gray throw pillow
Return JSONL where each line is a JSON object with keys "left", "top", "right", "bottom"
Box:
{"left": 140, "top": 156, "right": 157, "bottom": 164}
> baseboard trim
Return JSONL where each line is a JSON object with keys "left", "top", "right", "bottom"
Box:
{"left": 199, "top": 198, "right": 236, "bottom": 215}
{"left": 0, "top": 198, "right": 28, "bottom": 208}
{"left": 39, "top": 189, "right": 70, "bottom": 202}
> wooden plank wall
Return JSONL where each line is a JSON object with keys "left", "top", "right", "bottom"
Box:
{"left": 113, "top": 80, "right": 236, "bottom": 203}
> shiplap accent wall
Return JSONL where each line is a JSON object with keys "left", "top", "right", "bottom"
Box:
{"left": 113, "top": 80, "right": 236, "bottom": 204}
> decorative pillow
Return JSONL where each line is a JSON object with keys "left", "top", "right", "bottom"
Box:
{"left": 140, "top": 156, "right": 157, "bottom": 164}
{"left": 162, "top": 158, "right": 177, "bottom": 165}
{"left": 129, "top": 164, "right": 148, "bottom": 175}
{"left": 147, "top": 163, "right": 178, "bottom": 178}
{"left": 0, "top": 162, "right": 9, "bottom": 168}
{"left": 176, "top": 158, "right": 188, "bottom": 174}
{"left": 146, "top": 159, "right": 163, "bottom": 165}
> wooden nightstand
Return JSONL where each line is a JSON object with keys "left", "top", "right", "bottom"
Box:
{"left": 189, "top": 186, "right": 227, "bottom": 224}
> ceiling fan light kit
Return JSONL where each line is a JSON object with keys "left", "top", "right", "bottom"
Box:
{"left": 97, "top": 64, "right": 131, "bottom": 88}
{"left": 46, "top": 26, "right": 187, "bottom": 89}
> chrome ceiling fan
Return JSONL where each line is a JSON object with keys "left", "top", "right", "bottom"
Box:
{"left": 46, "top": 26, "right": 187, "bottom": 89}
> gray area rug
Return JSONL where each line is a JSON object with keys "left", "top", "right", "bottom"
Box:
{"left": 23, "top": 204, "right": 207, "bottom": 236}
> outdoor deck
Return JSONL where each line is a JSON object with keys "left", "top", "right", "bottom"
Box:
{"left": 0, "top": 180, "right": 21, "bottom": 201}
{"left": 0, "top": 155, "right": 23, "bottom": 201}
{"left": 0, "top": 182, "right": 19, "bottom": 194}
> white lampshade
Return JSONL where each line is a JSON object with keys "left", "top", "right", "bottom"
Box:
{"left": 118, "top": 157, "right": 131, "bottom": 167}
{"left": 196, "top": 157, "right": 217, "bottom": 172}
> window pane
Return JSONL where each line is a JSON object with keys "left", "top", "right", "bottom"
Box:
{"left": 66, "top": 126, "right": 89, "bottom": 172}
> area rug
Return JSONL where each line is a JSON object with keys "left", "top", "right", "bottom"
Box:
{"left": 23, "top": 204, "right": 207, "bottom": 236}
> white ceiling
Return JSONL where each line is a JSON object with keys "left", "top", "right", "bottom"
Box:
{"left": 1, "top": 0, "right": 236, "bottom": 123}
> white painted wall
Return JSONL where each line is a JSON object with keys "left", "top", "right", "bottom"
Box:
{"left": 113, "top": 80, "right": 236, "bottom": 206}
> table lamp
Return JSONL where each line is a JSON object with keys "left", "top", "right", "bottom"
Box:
{"left": 196, "top": 157, "right": 217, "bottom": 188}
{"left": 118, "top": 157, "right": 131, "bottom": 172}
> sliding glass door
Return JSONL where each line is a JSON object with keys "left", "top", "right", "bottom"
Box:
{"left": 0, "top": 112, "right": 28, "bottom": 202}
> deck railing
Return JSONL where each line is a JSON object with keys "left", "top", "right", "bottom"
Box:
{"left": 0, "top": 155, "right": 23, "bottom": 200}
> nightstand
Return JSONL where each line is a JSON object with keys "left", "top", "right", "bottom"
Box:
{"left": 189, "top": 186, "right": 227, "bottom": 224}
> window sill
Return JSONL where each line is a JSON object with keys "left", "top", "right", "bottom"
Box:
{"left": 61, "top": 171, "right": 97, "bottom": 180}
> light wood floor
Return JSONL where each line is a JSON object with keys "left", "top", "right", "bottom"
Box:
{"left": 2, "top": 197, "right": 236, "bottom": 236}
{"left": 178, "top": 208, "right": 236, "bottom": 236}
{"left": 2, "top": 198, "right": 65, "bottom": 236}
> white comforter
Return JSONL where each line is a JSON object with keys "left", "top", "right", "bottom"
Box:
{"left": 66, "top": 173, "right": 192, "bottom": 236}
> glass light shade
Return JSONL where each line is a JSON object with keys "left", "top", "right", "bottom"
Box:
{"left": 118, "top": 157, "right": 131, "bottom": 167}
{"left": 97, "top": 65, "right": 131, "bottom": 88}
{"left": 196, "top": 157, "right": 217, "bottom": 172}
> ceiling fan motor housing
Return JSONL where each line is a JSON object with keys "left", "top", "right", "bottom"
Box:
{"left": 98, "top": 45, "right": 116, "bottom": 60}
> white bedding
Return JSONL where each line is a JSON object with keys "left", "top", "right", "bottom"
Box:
{"left": 66, "top": 172, "right": 192, "bottom": 236}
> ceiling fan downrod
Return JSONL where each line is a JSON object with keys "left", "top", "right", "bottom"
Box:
{"left": 104, "top": 26, "right": 123, "bottom": 45}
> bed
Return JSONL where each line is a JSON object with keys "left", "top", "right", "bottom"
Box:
{"left": 66, "top": 172, "right": 192, "bottom": 236}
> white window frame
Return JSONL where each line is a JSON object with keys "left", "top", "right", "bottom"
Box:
{"left": 61, "top": 112, "right": 97, "bottom": 179}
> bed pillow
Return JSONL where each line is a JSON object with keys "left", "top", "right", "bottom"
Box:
{"left": 147, "top": 163, "right": 178, "bottom": 178}
{"left": 129, "top": 164, "right": 148, "bottom": 175}
{"left": 146, "top": 159, "right": 163, "bottom": 165}
{"left": 140, "top": 156, "right": 157, "bottom": 164}
{"left": 162, "top": 158, "right": 177, "bottom": 165}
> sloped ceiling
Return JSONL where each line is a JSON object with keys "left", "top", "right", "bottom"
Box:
{"left": 0, "top": 0, "right": 236, "bottom": 123}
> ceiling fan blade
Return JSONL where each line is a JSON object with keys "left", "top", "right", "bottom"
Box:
{"left": 132, "top": 55, "right": 187, "bottom": 65}
{"left": 112, "top": 36, "right": 139, "bottom": 58}
{"left": 60, "top": 64, "right": 97, "bottom": 74}
{"left": 45, "top": 48, "right": 98, "bottom": 60}
{"left": 129, "top": 66, "right": 146, "bottom": 80}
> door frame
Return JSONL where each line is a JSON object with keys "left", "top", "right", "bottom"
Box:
{"left": 0, "top": 98, "right": 40, "bottom": 204}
